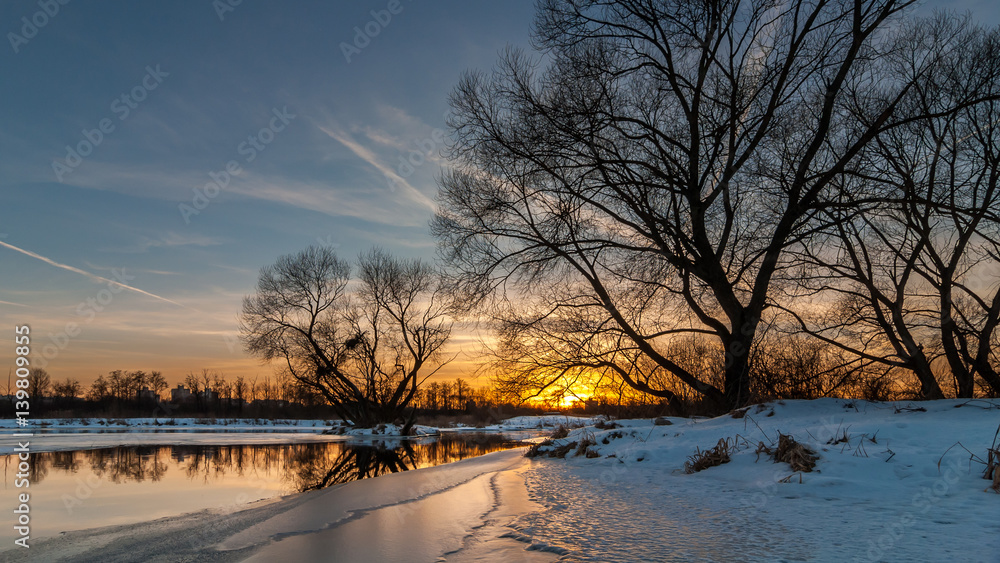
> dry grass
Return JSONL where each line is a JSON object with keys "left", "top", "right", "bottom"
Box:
{"left": 684, "top": 438, "right": 734, "bottom": 474}
{"left": 575, "top": 433, "right": 597, "bottom": 457}
{"left": 525, "top": 439, "right": 551, "bottom": 457}
{"left": 550, "top": 424, "right": 570, "bottom": 439}
{"left": 757, "top": 433, "right": 819, "bottom": 472}
{"left": 525, "top": 439, "right": 578, "bottom": 458}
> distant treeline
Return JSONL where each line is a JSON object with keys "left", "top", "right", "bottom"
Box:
{"left": 0, "top": 367, "right": 554, "bottom": 421}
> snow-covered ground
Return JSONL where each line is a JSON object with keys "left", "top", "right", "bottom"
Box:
{"left": 3, "top": 400, "right": 996, "bottom": 561}
{"left": 0, "top": 417, "right": 333, "bottom": 431}
{"left": 490, "top": 415, "right": 598, "bottom": 430}
{"left": 518, "top": 398, "right": 1000, "bottom": 562}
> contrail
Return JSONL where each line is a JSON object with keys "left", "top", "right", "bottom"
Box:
{"left": 0, "top": 240, "right": 184, "bottom": 307}
{"left": 318, "top": 125, "right": 437, "bottom": 211}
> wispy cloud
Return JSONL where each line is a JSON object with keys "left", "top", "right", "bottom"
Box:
{"left": 318, "top": 125, "right": 437, "bottom": 211}
{"left": 0, "top": 299, "right": 27, "bottom": 308}
{"left": 230, "top": 171, "right": 430, "bottom": 227}
{"left": 38, "top": 157, "right": 431, "bottom": 227}
{"left": 0, "top": 240, "right": 184, "bottom": 307}
{"left": 112, "top": 232, "right": 226, "bottom": 254}
{"left": 83, "top": 262, "right": 184, "bottom": 277}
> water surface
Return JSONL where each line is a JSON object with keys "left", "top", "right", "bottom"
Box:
{"left": 1, "top": 433, "right": 523, "bottom": 544}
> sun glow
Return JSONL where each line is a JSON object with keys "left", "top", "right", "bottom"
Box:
{"left": 558, "top": 392, "right": 592, "bottom": 409}
{"left": 525, "top": 380, "right": 596, "bottom": 410}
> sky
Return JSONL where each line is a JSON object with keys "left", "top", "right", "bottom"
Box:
{"left": 0, "top": 0, "right": 538, "bottom": 388}
{"left": 1, "top": 0, "right": 999, "bottom": 391}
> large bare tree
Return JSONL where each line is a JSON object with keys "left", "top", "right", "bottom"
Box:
{"left": 240, "top": 246, "right": 452, "bottom": 430}
{"left": 434, "top": 0, "right": 970, "bottom": 409}
{"left": 786, "top": 17, "right": 1000, "bottom": 398}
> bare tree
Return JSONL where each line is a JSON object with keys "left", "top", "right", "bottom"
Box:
{"left": 200, "top": 369, "right": 214, "bottom": 406}
{"left": 433, "top": 0, "right": 973, "bottom": 409}
{"left": 240, "top": 246, "right": 453, "bottom": 430}
{"left": 52, "top": 377, "right": 81, "bottom": 409}
{"left": 147, "top": 371, "right": 168, "bottom": 401}
{"left": 184, "top": 372, "right": 202, "bottom": 409}
{"left": 233, "top": 375, "right": 248, "bottom": 413}
{"left": 52, "top": 377, "right": 81, "bottom": 399}
{"left": 785, "top": 16, "right": 1000, "bottom": 398}
{"left": 27, "top": 368, "right": 51, "bottom": 399}
{"left": 88, "top": 375, "right": 110, "bottom": 403}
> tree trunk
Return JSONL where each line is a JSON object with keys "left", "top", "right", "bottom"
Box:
{"left": 905, "top": 351, "right": 945, "bottom": 400}
{"left": 723, "top": 335, "right": 753, "bottom": 410}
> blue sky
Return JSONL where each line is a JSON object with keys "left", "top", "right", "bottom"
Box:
{"left": 1, "top": 0, "right": 999, "bottom": 388}
{"left": 0, "top": 0, "right": 537, "bottom": 386}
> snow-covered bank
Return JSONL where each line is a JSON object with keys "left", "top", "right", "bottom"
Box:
{"left": 517, "top": 398, "right": 1000, "bottom": 562}
{"left": 325, "top": 421, "right": 441, "bottom": 437}
{"left": 0, "top": 417, "right": 332, "bottom": 431}
{"left": 491, "top": 415, "right": 598, "bottom": 430}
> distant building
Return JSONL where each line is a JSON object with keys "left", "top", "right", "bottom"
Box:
{"left": 138, "top": 386, "right": 158, "bottom": 403}
{"left": 171, "top": 384, "right": 193, "bottom": 403}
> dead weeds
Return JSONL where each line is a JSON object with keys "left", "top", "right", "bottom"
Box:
{"left": 757, "top": 433, "right": 818, "bottom": 472}
{"left": 550, "top": 424, "right": 570, "bottom": 439}
{"left": 684, "top": 438, "right": 734, "bottom": 474}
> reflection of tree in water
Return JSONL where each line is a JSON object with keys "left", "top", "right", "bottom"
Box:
{"left": 178, "top": 444, "right": 287, "bottom": 483}
{"left": 288, "top": 442, "right": 416, "bottom": 492}
{"left": 22, "top": 454, "right": 49, "bottom": 485}
{"left": 7, "top": 447, "right": 167, "bottom": 486}
{"left": 49, "top": 450, "right": 81, "bottom": 473}
{"left": 287, "top": 434, "right": 523, "bottom": 492}
{"left": 3, "top": 434, "right": 521, "bottom": 490}
{"left": 409, "top": 434, "right": 521, "bottom": 468}
{"left": 89, "top": 447, "right": 168, "bottom": 483}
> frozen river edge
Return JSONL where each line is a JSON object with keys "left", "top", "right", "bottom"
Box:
{"left": 1, "top": 448, "right": 559, "bottom": 563}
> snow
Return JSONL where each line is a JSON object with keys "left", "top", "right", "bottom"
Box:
{"left": 0, "top": 417, "right": 334, "bottom": 431}
{"left": 517, "top": 398, "right": 1000, "bottom": 562}
{"left": 329, "top": 421, "right": 441, "bottom": 437}
{"left": 490, "top": 414, "right": 598, "bottom": 430}
{"left": 3, "top": 399, "right": 997, "bottom": 562}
